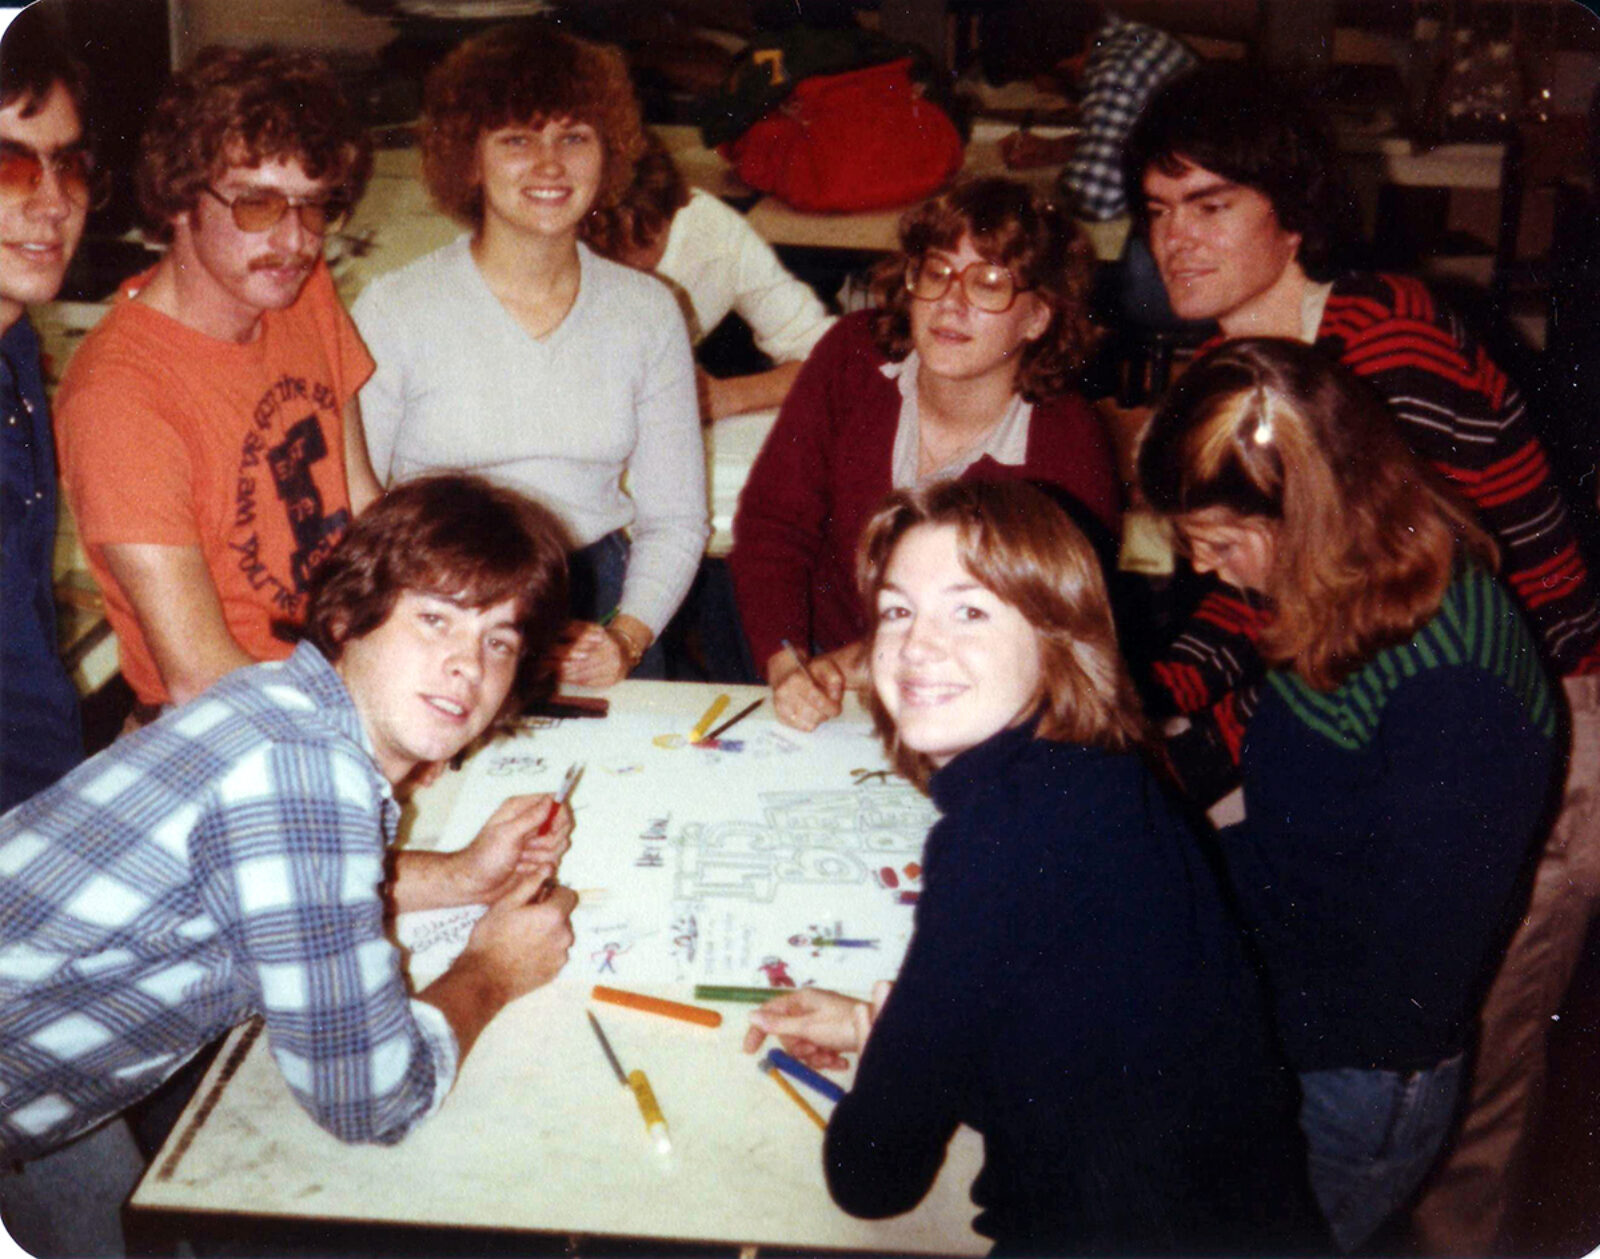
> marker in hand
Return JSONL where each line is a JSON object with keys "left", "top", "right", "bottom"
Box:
{"left": 537, "top": 763, "right": 584, "bottom": 836}
{"left": 529, "top": 764, "right": 582, "bottom": 905}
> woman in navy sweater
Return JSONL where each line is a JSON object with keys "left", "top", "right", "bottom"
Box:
{"left": 1138, "top": 339, "right": 1560, "bottom": 1250}
{"left": 746, "top": 479, "right": 1319, "bottom": 1255}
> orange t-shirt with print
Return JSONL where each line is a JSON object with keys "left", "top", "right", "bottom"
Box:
{"left": 56, "top": 261, "right": 375, "bottom": 705}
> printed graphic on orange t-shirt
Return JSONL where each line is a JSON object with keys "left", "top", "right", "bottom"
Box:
{"left": 235, "top": 374, "right": 351, "bottom": 630}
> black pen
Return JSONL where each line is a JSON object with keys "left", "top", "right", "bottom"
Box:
{"left": 703, "top": 698, "right": 762, "bottom": 742}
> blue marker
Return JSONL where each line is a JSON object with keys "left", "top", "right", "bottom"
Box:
{"left": 766, "top": 1048, "right": 846, "bottom": 1104}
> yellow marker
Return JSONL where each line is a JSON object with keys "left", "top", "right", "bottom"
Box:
{"left": 628, "top": 1069, "right": 672, "bottom": 1154}
{"left": 688, "top": 694, "right": 730, "bottom": 743}
{"left": 762, "top": 1059, "right": 826, "bottom": 1131}
{"left": 589, "top": 1011, "right": 672, "bottom": 1155}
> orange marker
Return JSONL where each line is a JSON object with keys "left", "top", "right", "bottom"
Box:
{"left": 592, "top": 985, "right": 723, "bottom": 1028}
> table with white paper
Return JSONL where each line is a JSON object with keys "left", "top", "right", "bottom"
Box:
{"left": 130, "top": 681, "right": 986, "bottom": 1255}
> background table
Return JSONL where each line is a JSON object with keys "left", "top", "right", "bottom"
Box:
{"left": 130, "top": 682, "right": 987, "bottom": 1256}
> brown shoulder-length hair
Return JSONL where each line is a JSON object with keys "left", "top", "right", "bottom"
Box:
{"left": 421, "top": 19, "right": 647, "bottom": 228}
{"left": 579, "top": 129, "right": 689, "bottom": 260}
{"left": 136, "top": 46, "right": 373, "bottom": 244}
{"left": 856, "top": 479, "right": 1148, "bottom": 786}
{"left": 868, "top": 176, "right": 1097, "bottom": 403}
{"left": 1137, "top": 338, "right": 1498, "bottom": 690}
{"left": 304, "top": 474, "right": 571, "bottom": 728}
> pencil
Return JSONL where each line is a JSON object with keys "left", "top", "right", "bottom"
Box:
{"left": 701, "top": 698, "right": 762, "bottom": 743}
{"left": 761, "top": 1058, "right": 827, "bottom": 1130}
{"left": 688, "top": 694, "right": 731, "bottom": 744}
{"left": 780, "top": 639, "right": 820, "bottom": 688}
{"left": 592, "top": 985, "right": 723, "bottom": 1028}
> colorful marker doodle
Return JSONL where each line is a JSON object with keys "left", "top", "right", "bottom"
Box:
{"left": 400, "top": 705, "right": 936, "bottom": 991}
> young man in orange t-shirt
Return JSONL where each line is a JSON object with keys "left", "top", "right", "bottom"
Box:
{"left": 56, "top": 46, "right": 383, "bottom": 713}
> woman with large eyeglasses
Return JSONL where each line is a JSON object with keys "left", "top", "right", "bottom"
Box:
{"left": 729, "top": 176, "right": 1118, "bottom": 730}
{"left": 353, "top": 21, "right": 705, "bottom": 686}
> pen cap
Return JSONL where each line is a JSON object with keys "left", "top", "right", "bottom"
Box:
{"left": 627, "top": 1069, "right": 672, "bottom": 1153}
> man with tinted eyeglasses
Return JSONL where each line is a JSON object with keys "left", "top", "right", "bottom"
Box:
{"left": 0, "top": 6, "right": 93, "bottom": 817}
{"left": 55, "top": 45, "right": 383, "bottom": 723}
{"left": 0, "top": 15, "right": 145, "bottom": 1256}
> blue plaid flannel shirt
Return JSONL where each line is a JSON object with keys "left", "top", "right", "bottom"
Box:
{"left": 1062, "top": 12, "right": 1195, "bottom": 221}
{"left": 0, "top": 643, "right": 457, "bottom": 1162}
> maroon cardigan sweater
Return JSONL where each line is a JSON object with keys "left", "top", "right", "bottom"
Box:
{"left": 729, "top": 310, "right": 1120, "bottom": 671}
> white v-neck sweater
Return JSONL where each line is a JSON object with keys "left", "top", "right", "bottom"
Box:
{"left": 354, "top": 236, "right": 708, "bottom": 633}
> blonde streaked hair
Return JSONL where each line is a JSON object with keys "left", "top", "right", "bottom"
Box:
{"left": 1138, "top": 337, "right": 1497, "bottom": 691}
{"left": 856, "top": 479, "right": 1148, "bottom": 786}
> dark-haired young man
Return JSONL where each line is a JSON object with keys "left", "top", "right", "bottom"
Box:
{"left": 0, "top": 5, "right": 91, "bottom": 815}
{"left": 1126, "top": 64, "right": 1600, "bottom": 1253}
{"left": 55, "top": 45, "right": 383, "bottom": 719}
{"left": 0, "top": 474, "right": 578, "bottom": 1248}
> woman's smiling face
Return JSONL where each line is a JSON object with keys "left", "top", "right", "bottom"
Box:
{"left": 474, "top": 116, "right": 603, "bottom": 241}
{"left": 871, "top": 523, "right": 1043, "bottom": 767}
{"left": 1178, "top": 507, "right": 1279, "bottom": 593}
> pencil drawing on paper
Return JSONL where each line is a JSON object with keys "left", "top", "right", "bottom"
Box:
{"left": 398, "top": 710, "right": 937, "bottom": 993}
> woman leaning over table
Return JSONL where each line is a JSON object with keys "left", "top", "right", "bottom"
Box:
{"left": 727, "top": 176, "right": 1118, "bottom": 730}
{"left": 353, "top": 21, "right": 706, "bottom": 686}
{"left": 1137, "top": 338, "right": 1561, "bottom": 1252}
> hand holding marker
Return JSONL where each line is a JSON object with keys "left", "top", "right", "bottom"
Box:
{"left": 529, "top": 764, "right": 582, "bottom": 903}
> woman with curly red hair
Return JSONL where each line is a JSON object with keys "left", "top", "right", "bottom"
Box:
{"left": 728, "top": 176, "right": 1118, "bottom": 729}
{"left": 354, "top": 21, "right": 706, "bottom": 687}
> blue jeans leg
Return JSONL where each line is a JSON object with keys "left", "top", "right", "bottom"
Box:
{"left": 566, "top": 530, "right": 665, "bottom": 680}
{"left": 1298, "top": 1054, "right": 1464, "bottom": 1251}
{"left": 0, "top": 1117, "right": 145, "bottom": 1257}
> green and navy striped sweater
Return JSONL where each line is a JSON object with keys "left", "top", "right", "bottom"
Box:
{"left": 1225, "top": 564, "right": 1560, "bottom": 1072}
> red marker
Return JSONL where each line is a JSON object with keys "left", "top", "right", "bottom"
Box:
{"left": 537, "top": 763, "right": 584, "bottom": 836}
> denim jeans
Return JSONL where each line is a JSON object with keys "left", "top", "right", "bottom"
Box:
{"left": 0, "top": 1117, "right": 145, "bottom": 1257}
{"left": 567, "top": 529, "right": 665, "bottom": 679}
{"left": 1298, "top": 1053, "right": 1464, "bottom": 1251}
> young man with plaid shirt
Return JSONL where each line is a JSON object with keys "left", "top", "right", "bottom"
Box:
{"left": 0, "top": 475, "right": 578, "bottom": 1252}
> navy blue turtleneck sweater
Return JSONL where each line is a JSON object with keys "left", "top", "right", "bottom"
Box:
{"left": 824, "top": 725, "right": 1321, "bottom": 1255}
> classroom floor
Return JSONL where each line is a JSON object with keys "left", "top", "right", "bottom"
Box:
{"left": 1500, "top": 918, "right": 1600, "bottom": 1257}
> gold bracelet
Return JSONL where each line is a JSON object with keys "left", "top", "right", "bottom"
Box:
{"left": 607, "top": 623, "right": 649, "bottom": 671}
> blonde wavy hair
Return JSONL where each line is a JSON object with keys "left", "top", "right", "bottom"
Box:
{"left": 1137, "top": 338, "right": 1497, "bottom": 690}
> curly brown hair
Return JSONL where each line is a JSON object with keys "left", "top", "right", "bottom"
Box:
{"left": 421, "top": 20, "right": 647, "bottom": 228}
{"left": 579, "top": 130, "right": 689, "bottom": 259}
{"left": 868, "top": 177, "right": 1097, "bottom": 403}
{"left": 136, "top": 46, "right": 372, "bottom": 245}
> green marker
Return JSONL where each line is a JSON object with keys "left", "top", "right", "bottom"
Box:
{"left": 694, "top": 985, "right": 780, "bottom": 1004}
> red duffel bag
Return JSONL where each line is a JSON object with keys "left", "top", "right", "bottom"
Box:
{"left": 721, "top": 58, "right": 963, "bottom": 213}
